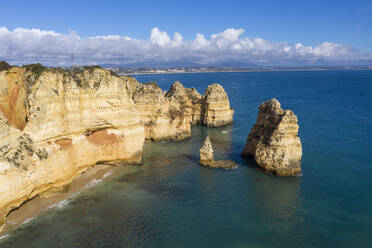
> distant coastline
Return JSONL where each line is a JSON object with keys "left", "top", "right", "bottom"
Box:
{"left": 111, "top": 66, "right": 372, "bottom": 76}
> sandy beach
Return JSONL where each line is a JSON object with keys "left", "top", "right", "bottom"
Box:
{"left": 0, "top": 163, "right": 116, "bottom": 235}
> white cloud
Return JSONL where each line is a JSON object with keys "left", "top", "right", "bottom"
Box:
{"left": 172, "top": 32, "right": 183, "bottom": 47}
{"left": 193, "top": 33, "right": 210, "bottom": 49}
{"left": 150, "top": 27, "right": 171, "bottom": 46}
{"left": 0, "top": 26, "right": 370, "bottom": 66}
{"left": 211, "top": 28, "right": 245, "bottom": 49}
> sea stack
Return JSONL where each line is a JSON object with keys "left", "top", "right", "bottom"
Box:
{"left": 242, "top": 99, "right": 302, "bottom": 176}
{"left": 199, "top": 136, "right": 214, "bottom": 165}
{"left": 201, "top": 84, "right": 234, "bottom": 127}
{"left": 199, "top": 136, "right": 238, "bottom": 169}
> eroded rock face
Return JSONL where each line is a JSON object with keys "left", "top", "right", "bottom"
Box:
{"left": 200, "top": 136, "right": 214, "bottom": 165}
{"left": 199, "top": 136, "right": 238, "bottom": 169}
{"left": 132, "top": 80, "right": 198, "bottom": 141}
{"left": 166, "top": 81, "right": 202, "bottom": 125}
{"left": 0, "top": 65, "right": 234, "bottom": 231}
{"left": 0, "top": 66, "right": 145, "bottom": 230}
{"left": 242, "top": 98, "right": 302, "bottom": 176}
{"left": 200, "top": 84, "right": 234, "bottom": 127}
{"left": 0, "top": 66, "right": 28, "bottom": 130}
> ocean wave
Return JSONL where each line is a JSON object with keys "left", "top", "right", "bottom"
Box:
{"left": 48, "top": 172, "right": 112, "bottom": 210}
{"left": 48, "top": 190, "right": 82, "bottom": 210}
{"left": 103, "top": 171, "right": 113, "bottom": 179}
{"left": 49, "top": 198, "right": 72, "bottom": 209}
{"left": 84, "top": 179, "right": 103, "bottom": 189}
{"left": 0, "top": 234, "right": 10, "bottom": 240}
{"left": 21, "top": 217, "right": 35, "bottom": 225}
{"left": 84, "top": 171, "right": 112, "bottom": 189}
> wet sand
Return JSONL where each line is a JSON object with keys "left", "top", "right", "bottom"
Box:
{"left": 0, "top": 163, "right": 117, "bottom": 235}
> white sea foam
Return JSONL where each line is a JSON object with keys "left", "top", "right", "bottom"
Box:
{"left": 84, "top": 179, "right": 103, "bottom": 189}
{"left": 49, "top": 192, "right": 81, "bottom": 210}
{"left": 21, "top": 217, "right": 35, "bottom": 225}
{"left": 102, "top": 171, "right": 113, "bottom": 179}
{"left": 0, "top": 234, "right": 10, "bottom": 240}
{"left": 49, "top": 198, "right": 71, "bottom": 209}
{"left": 48, "top": 171, "right": 112, "bottom": 210}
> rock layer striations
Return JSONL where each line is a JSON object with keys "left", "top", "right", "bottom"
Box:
{"left": 0, "top": 64, "right": 234, "bottom": 230}
{"left": 242, "top": 99, "right": 302, "bottom": 176}
{"left": 200, "top": 84, "right": 234, "bottom": 126}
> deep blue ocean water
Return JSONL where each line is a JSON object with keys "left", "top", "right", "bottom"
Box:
{"left": 1, "top": 70, "right": 372, "bottom": 247}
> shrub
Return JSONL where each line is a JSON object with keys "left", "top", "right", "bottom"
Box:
{"left": 0, "top": 61, "right": 10, "bottom": 71}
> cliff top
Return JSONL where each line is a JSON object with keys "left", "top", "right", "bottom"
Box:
{"left": 258, "top": 98, "right": 283, "bottom": 114}
{"left": 166, "top": 81, "right": 201, "bottom": 102}
{"left": 1, "top": 62, "right": 119, "bottom": 80}
{"left": 201, "top": 136, "right": 213, "bottom": 151}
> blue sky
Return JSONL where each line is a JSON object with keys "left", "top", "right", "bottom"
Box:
{"left": 1, "top": 0, "right": 371, "bottom": 66}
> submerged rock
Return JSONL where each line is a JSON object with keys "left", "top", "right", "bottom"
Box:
{"left": 208, "top": 160, "right": 238, "bottom": 170}
{"left": 199, "top": 136, "right": 238, "bottom": 169}
{"left": 242, "top": 98, "right": 302, "bottom": 176}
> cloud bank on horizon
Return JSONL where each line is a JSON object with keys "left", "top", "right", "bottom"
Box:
{"left": 0, "top": 26, "right": 371, "bottom": 67}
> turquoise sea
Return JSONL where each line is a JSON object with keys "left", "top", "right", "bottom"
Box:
{"left": 1, "top": 70, "right": 372, "bottom": 247}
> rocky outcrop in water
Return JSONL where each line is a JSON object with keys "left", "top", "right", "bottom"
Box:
{"left": 241, "top": 99, "right": 302, "bottom": 176}
{"left": 199, "top": 136, "right": 214, "bottom": 165}
{"left": 0, "top": 64, "right": 234, "bottom": 230}
{"left": 130, "top": 80, "right": 191, "bottom": 141}
{"left": 165, "top": 81, "right": 203, "bottom": 125}
{"left": 199, "top": 136, "right": 237, "bottom": 169}
{"left": 200, "top": 84, "right": 234, "bottom": 127}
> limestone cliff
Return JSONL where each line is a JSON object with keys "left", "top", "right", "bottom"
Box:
{"left": 200, "top": 84, "right": 234, "bottom": 126}
{"left": 131, "top": 81, "right": 194, "bottom": 141}
{"left": 0, "top": 65, "right": 145, "bottom": 230}
{"left": 0, "top": 63, "right": 234, "bottom": 230}
{"left": 130, "top": 80, "right": 234, "bottom": 141}
{"left": 241, "top": 99, "right": 302, "bottom": 176}
{"left": 165, "top": 81, "right": 202, "bottom": 125}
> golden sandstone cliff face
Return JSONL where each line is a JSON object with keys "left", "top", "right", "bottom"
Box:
{"left": 132, "top": 80, "right": 196, "bottom": 141}
{"left": 242, "top": 99, "right": 302, "bottom": 176}
{"left": 199, "top": 136, "right": 214, "bottom": 165}
{"left": 201, "top": 84, "right": 234, "bottom": 127}
{"left": 0, "top": 64, "right": 234, "bottom": 230}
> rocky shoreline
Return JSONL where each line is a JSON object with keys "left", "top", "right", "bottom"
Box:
{"left": 0, "top": 64, "right": 234, "bottom": 231}
{"left": 0, "top": 163, "right": 118, "bottom": 235}
{"left": 0, "top": 63, "right": 304, "bottom": 233}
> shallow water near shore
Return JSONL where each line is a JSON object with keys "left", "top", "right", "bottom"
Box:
{"left": 1, "top": 70, "right": 372, "bottom": 247}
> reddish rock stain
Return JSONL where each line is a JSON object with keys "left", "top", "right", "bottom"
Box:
{"left": 85, "top": 130, "right": 119, "bottom": 145}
